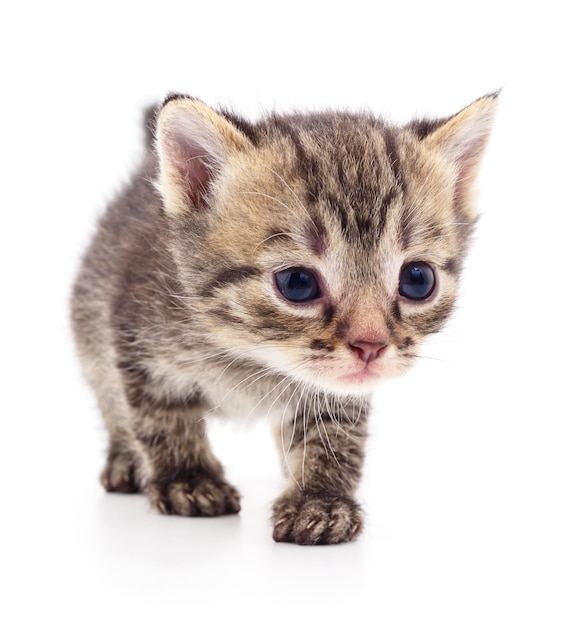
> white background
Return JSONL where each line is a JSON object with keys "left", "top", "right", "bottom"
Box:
{"left": 2, "top": 1, "right": 582, "bottom": 624}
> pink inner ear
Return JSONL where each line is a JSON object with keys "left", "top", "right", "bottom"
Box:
{"left": 455, "top": 143, "right": 483, "bottom": 193}
{"left": 171, "top": 136, "right": 213, "bottom": 209}
{"left": 451, "top": 131, "right": 491, "bottom": 204}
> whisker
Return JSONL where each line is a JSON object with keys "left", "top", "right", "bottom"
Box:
{"left": 239, "top": 191, "right": 309, "bottom": 231}
{"left": 242, "top": 359, "right": 310, "bottom": 423}
{"left": 261, "top": 165, "right": 320, "bottom": 236}
{"left": 412, "top": 354, "right": 452, "bottom": 364}
{"left": 301, "top": 384, "right": 310, "bottom": 488}
{"left": 207, "top": 365, "right": 281, "bottom": 415}
{"left": 254, "top": 231, "right": 308, "bottom": 250}
{"left": 316, "top": 410, "right": 341, "bottom": 467}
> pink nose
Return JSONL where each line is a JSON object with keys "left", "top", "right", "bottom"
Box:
{"left": 349, "top": 340, "right": 388, "bottom": 364}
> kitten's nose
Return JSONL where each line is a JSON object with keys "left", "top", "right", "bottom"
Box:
{"left": 349, "top": 340, "right": 388, "bottom": 364}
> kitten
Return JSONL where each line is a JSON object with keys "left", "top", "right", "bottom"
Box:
{"left": 71, "top": 92, "right": 498, "bottom": 545}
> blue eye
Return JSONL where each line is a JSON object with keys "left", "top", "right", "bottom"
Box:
{"left": 275, "top": 268, "right": 321, "bottom": 303}
{"left": 399, "top": 262, "right": 435, "bottom": 301}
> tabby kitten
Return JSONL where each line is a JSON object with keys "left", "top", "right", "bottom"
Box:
{"left": 71, "top": 92, "right": 498, "bottom": 544}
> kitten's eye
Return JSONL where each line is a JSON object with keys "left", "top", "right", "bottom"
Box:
{"left": 399, "top": 262, "right": 436, "bottom": 301}
{"left": 275, "top": 268, "right": 321, "bottom": 303}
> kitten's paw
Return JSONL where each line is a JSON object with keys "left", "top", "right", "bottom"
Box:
{"left": 272, "top": 491, "right": 363, "bottom": 545}
{"left": 148, "top": 474, "right": 241, "bottom": 517}
{"left": 100, "top": 451, "right": 140, "bottom": 494}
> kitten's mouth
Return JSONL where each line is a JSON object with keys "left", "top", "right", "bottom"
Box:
{"left": 329, "top": 360, "right": 389, "bottom": 392}
{"left": 340, "top": 367, "right": 379, "bottom": 385}
{"left": 304, "top": 349, "right": 414, "bottom": 394}
{"left": 328, "top": 355, "right": 413, "bottom": 392}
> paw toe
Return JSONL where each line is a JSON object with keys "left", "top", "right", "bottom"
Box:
{"left": 272, "top": 492, "right": 363, "bottom": 545}
{"left": 150, "top": 475, "right": 241, "bottom": 517}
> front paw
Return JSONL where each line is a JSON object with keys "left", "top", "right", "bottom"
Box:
{"left": 272, "top": 490, "right": 363, "bottom": 545}
{"left": 148, "top": 473, "right": 241, "bottom": 517}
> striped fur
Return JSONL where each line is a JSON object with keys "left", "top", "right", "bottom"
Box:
{"left": 71, "top": 93, "right": 497, "bottom": 544}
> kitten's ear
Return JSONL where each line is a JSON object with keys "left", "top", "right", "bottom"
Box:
{"left": 420, "top": 92, "right": 499, "bottom": 205}
{"left": 155, "top": 95, "right": 252, "bottom": 216}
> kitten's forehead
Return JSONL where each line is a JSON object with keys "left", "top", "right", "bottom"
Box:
{"left": 246, "top": 114, "right": 403, "bottom": 254}
{"left": 274, "top": 114, "right": 404, "bottom": 247}
{"left": 258, "top": 117, "right": 454, "bottom": 257}
{"left": 278, "top": 117, "right": 450, "bottom": 239}
{"left": 212, "top": 111, "right": 464, "bottom": 284}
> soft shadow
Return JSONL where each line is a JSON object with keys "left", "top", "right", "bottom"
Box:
{"left": 95, "top": 493, "right": 243, "bottom": 566}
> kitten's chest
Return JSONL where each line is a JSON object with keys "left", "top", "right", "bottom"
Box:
{"left": 154, "top": 349, "right": 297, "bottom": 422}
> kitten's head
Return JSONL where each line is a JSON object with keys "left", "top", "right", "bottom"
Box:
{"left": 155, "top": 93, "right": 498, "bottom": 396}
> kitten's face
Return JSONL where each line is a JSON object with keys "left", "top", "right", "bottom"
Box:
{"left": 157, "top": 98, "right": 497, "bottom": 395}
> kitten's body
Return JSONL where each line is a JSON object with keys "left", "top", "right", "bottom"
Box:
{"left": 72, "top": 94, "right": 497, "bottom": 544}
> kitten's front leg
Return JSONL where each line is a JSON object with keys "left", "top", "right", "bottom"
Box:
{"left": 272, "top": 396, "right": 368, "bottom": 545}
{"left": 121, "top": 366, "right": 240, "bottom": 516}
{"left": 134, "top": 401, "right": 241, "bottom": 517}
